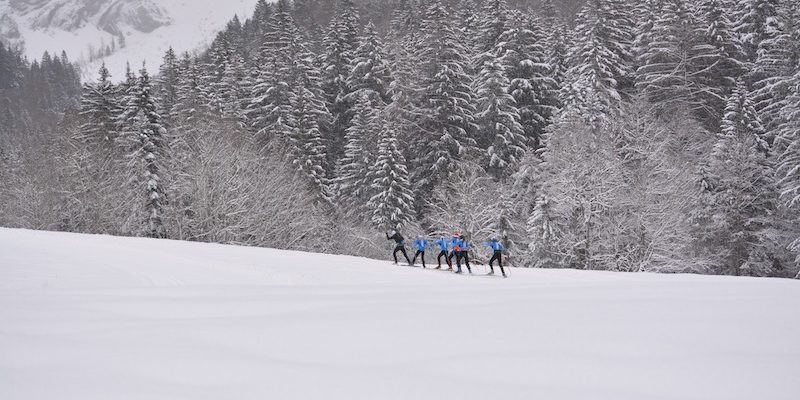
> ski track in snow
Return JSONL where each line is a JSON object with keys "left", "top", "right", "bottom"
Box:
{"left": 0, "top": 228, "right": 799, "bottom": 400}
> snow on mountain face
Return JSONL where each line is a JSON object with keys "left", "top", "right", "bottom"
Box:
{"left": 7, "top": 0, "right": 171, "bottom": 33}
{"left": 0, "top": 0, "right": 260, "bottom": 80}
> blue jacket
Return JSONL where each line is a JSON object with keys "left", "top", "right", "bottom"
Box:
{"left": 451, "top": 237, "right": 462, "bottom": 251}
{"left": 435, "top": 238, "right": 449, "bottom": 251}
{"left": 484, "top": 240, "right": 504, "bottom": 252}
{"left": 414, "top": 239, "right": 428, "bottom": 251}
{"left": 461, "top": 240, "right": 472, "bottom": 251}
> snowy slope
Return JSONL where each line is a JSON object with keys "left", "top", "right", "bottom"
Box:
{"left": 0, "top": 0, "right": 260, "bottom": 80}
{"left": 1, "top": 228, "right": 799, "bottom": 400}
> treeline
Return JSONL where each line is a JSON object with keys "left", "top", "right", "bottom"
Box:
{"left": 0, "top": 44, "right": 82, "bottom": 235}
{"left": 0, "top": 44, "right": 81, "bottom": 139}
{"left": 1, "top": 0, "right": 799, "bottom": 278}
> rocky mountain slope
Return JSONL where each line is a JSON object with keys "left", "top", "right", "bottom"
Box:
{"left": 0, "top": 0, "right": 259, "bottom": 80}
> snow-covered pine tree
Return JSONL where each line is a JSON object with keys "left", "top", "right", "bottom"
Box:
{"left": 289, "top": 45, "right": 333, "bottom": 204}
{"left": 540, "top": 0, "right": 570, "bottom": 93}
{"left": 701, "top": 80, "right": 778, "bottom": 276}
{"left": 384, "top": 1, "right": 425, "bottom": 184}
{"left": 388, "top": 0, "right": 423, "bottom": 40}
{"left": 246, "top": 0, "right": 299, "bottom": 149}
{"left": 775, "top": 70, "right": 800, "bottom": 279}
{"left": 723, "top": 80, "right": 771, "bottom": 155}
{"left": 164, "top": 55, "right": 218, "bottom": 241}
{"left": 777, "top": 69, "right": 800, "bottom": 206}
{"left": 411, "top": 0, "right": 479, "bottom": 205}
{"left": 502, "top": 12, "right": 558, "bottom": 149}
{"left": 335, "top": 93, "right": 379, "bottom": 211}
{"left": 477, "top": 0, "right": 509, "bottom": 54}
{"left": 748, "top": 1, "right": 799, "bottom": 142}
{"left": 690, "top": 0, "right": 746, "bottom": 126}
{"left": 469, "top": 0, "right": 510, "bottom": 95}
{"left": 564, "top": 0, "right": 634, "bottom": 117}
{"left": 540, "top": 0, "right": 559, "bottom": 24}
{"left": 734, "top": 0, "right": 781, "bottom": 63}
{"left": 602, "top": 0, "right": 637, "bottom": 91}
{"left": 456, "top": 0, "right": 482, "bottom": 47}
{"left": 345, "top": 21, "right": 393, "bottom": 106}
{"left": 776, "top": 70, "right": 800, "bottom": 268}
{"left": 218, "top": 52, "right": 251, "bottom": 122}
{"left": 368, "top": 123, "right": 415, "bottom": 229}
{"left": 205, "top": 16, "right": 246, "bottom": 113}
{"left": 632, "top": 0, "right": 659, "bottom": 71}
{"left": 116, "top": 66, "right": 168, "bottom": 238}
{"left": 157, "top": 47, "right": 179, "bottom": 128}
{"left": 78, "top": 63, "right": 121, "bottom": 149}
{"left": 73, "top": 63, "right": 124, "bottom": 233}
{"left": 474, "top": 52, "right": 527, "bottom": 180}
{"left": 118, "top": 62, "right": 138, "bottom": 120}
{"left": 321, "top": 0, "right": 361, "bottom": 170}
{"left": 170, "top": 56, "right": 213, "bottom": 140}
{"left": 636, "top": 0, "right": 715, "bottom": 120}
{"left": 785, "top": 1, "right": 800, "bottom": 73}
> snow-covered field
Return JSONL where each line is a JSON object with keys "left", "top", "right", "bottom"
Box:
{"left": 1, "top": 228, "right": 799, "bottom": 400}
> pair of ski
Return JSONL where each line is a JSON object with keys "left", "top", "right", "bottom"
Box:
{"left": 399, "top": 262, "right": 506, "bottom": 278}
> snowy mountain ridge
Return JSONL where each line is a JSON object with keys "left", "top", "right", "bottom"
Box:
{"left": 5, "top": 0, "right": 170, "bottom": 33}
{"left": 0, "top": 0, "right": 260, "bottom": 80}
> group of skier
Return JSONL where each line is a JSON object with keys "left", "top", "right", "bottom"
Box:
{"left": 385, "top": 230, "right": 507, "bottom": 278}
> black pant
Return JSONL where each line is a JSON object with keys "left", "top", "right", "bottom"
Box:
{"left": 412, "top": 250, "right": 426, "bottom": 267}
{"left": 455, "top": 251, "right": 471, "bottom": 273}
{"left": 462, "top": 251, "right": 471, "bottom": 273}
{"left": 393, "top": 246, "right": 411, "bottom": 265}
{"left": 437, "top": 250, "right": 451, "bottom": 268}
{"left": 489, "top": 251, "right": 505, "bottom": 275}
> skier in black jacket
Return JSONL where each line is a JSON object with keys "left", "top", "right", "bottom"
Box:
{"left": 386, "top": 230, "right": 412, "bottom": 265}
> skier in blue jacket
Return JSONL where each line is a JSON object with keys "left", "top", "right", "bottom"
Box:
{"left": 412, "top": 236, "right": 429, "bottom": 268}
{"left": 457, "top": 235, "right": 473, "bottom": 274}
{"left": 483, "top": 237, "right": 507, "bottom": 277}
{"left": 434, "top": 237, "right": 452, "bottom": 270}
{"left": 448, "top": 233, "right": 462, "bottom": 268}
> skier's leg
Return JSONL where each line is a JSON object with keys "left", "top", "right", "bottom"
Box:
{"left": 488, "top": 252, "right": 498, "bottom": 274}
{"left": 392, "top": 247, "right": 400, "bottom": 264}
{"left": 464, "top": 252, "right": 472, "bottom": 273}
{"left": 401, "top": 248, "right": 412, "bottom": 265}
{"left": 448, "top": 252, "right": 456, "bottom": 270}
{"left": 412, "top": 250, "right": 420, "bottom": 265}
{"left": 455, "top": 253, "right": 462, "bottom": 273}
{"left": 421, "top": 251, "right": 426, "bottom": 268}
{"left": 437, "top": 251, "right": 445, "bottom": 268}
{"left": 498, "top": 253, "right": 506, "bottom": 277}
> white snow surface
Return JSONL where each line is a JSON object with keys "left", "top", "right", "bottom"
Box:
{"left": 1, "top": 228, "right": 799, "bottom": 400}
{"left": 1, "top": 0, "right": 260, "bottom": 80}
